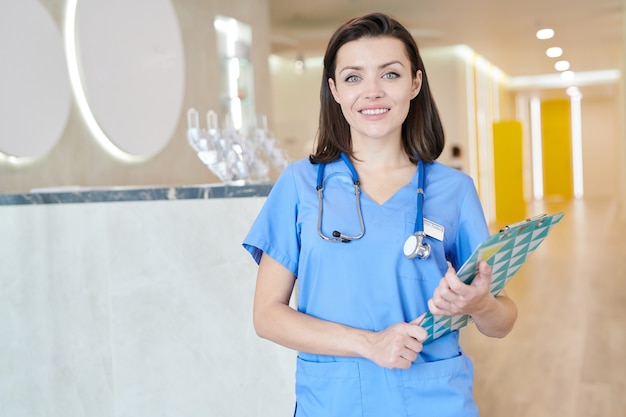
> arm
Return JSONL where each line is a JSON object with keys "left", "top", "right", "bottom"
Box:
{"left": 253, "top": 253, "right": 429, "bottom": 369}
{"left": 427, "top": 261, "right": 518, "bottom": 338}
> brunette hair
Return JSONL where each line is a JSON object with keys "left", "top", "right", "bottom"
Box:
{"left": 309, "top": 12, "right": 444, "bottom": 164}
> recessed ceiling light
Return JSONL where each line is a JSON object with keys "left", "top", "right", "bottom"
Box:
{"left": 546, "top": 47, "right": 563, "bottom": 58}
{"left": 561, "top": 71, "right": 575, "bottom": 81}
{"left": 536, "top": 28, "right": 554, "bottom": 40}
{"left": 566, "top": 86, "right": 581, "bottom": 97}
{"left": 555, "top": 60, "right": 570, "bottom": 71}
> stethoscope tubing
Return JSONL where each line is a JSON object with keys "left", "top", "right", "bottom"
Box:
{"left": 316, "top": 153, "right": 365, "bottom": 242}
{"left": 316, "top": 152, "right": 429, "bottom": 259}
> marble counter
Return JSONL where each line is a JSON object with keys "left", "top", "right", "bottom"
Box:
{"left": 0, "top": 184, "right": 296, "bottom": 417}
{"left": 0, "top": 183, "right": 273, "bottom": 205}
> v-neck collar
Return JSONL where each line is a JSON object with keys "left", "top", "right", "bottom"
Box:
{"left": 359, "top": 163, "right": 420, "bottom": 208}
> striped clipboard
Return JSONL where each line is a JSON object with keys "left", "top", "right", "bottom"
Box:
{"left": 421, "top": 212, "right": 565, "bottom": 343}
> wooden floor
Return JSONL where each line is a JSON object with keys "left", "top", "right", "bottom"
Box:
{"left": 461, "top": 198, "right": 626, "bottom": 417}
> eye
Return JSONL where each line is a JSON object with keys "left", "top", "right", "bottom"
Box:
{"left": 345, "top": 74, "right": 361, "bottom": 83}
{"left": 382, "top": 72, "right": 400, "bottom": 79}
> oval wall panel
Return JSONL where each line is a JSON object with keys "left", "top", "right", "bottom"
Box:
{"left": 0, "top": 1, "right": 71, "bottom": 158}
{"left": 74, "top": 0, "right": 185, "bottom": 158}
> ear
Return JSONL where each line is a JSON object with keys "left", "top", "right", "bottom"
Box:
{"left": 328, "top": 78, "right": 340, "bottom": 103}
{"left": 411, "top": 70, "right": 423, "bottom": 99}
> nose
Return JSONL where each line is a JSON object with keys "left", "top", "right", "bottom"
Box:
{"left": 363, "top": 78, "right": 384, "bottom": 99}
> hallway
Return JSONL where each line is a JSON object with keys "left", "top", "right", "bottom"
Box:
{"left": 462, "top": 199, "right": 626, "bottom": 416}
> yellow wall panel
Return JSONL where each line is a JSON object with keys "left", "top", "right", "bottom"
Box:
{"left": 493, "top": 121, "right": 526, "bottom": 223}
{"left": 541, "top": 99, "right": 573, "bottom": 199}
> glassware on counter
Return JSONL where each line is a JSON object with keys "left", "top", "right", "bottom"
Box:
{"left": 186, "top": 108, "right": 289, "bottom": 184}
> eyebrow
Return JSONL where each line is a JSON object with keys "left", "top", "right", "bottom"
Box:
{"left": 338, "top": 60, "right": 405, "bottom": 74}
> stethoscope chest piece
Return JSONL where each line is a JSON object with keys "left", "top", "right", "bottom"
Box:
{"left": 403, "top": 232, "right": 431, "bottom": 260}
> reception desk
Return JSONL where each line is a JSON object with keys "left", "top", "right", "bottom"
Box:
{"left": 0, "top": 184, "right": 295, "bottom": 417}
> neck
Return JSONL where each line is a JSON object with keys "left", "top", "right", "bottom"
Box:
{"left": 349, "top": 131, "right": 410, "bottom": 169}
{"left": 351, "top": 147, "right": 413, "bottom": 170}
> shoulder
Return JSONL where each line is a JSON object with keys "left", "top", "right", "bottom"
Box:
{"left": 424, "top": 161, "right": 482, "bottom": 213}
{"left": 279, "top": 157, "right": 347, "bottom": 184}
{"left": 269, "top": 158, "right": 317, "bottom": 198}
{"left": 426, "top": 161, "right": 476, "bottom": 188}
{"left": 289, "top": 157, "right": 317, "bottom": 172}
{"left": 281, "top": 158, "right": 318, "bottom": 184}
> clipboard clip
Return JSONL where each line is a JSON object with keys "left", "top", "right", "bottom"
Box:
{"left": 499, "top": 213, "right": 548, "bottom": 235}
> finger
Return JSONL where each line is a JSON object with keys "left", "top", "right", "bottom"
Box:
{"left": 478, "top": 261, "right": 493, "bottom": 280}
{"left": 436, "top": 284, "right": 455, "bottom": 302}
{"left": 428, "top": 296, "right": 443, "bottom": 311}
{"left": 478, "top": 260, "right": 492, "bottom": 272}
{"left": 401, "top": 345, "right": 419, "bottom": 363}
{"left": 431, "top": 286, "right": 443, "bottom": 303}
{"left": 428, "top": 298, "right": 445, "bottom": 316}
{"left": 428, "top": 298, "right": 454, "bottom": 317}
{"left": 434, "top": 278, "right": 456, "bottom": 300}
{"left": 395, "top": 356, "right": 412, "bottom": 370}
{"left": 472, "top": 261, "right": 493, "bottom": 287}
{"left": 433, "top": 281, "right": 458, "bottom": 308}
{"left": 405, "top": 335, "right": 422, "bottom": 351}
{"left": 443, "top": 267, "right": 466, "bottom": 293}
{"left": 406, "top": 321, "right": 428, "bottom": 343}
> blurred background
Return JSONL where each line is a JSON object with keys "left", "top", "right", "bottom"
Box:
{"left": 0, "top": 2, "right": 624, "bottom": 416}
{"left": 0, "top": 0, "right": 623, "bottom": 223}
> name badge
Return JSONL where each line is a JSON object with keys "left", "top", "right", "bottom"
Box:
{"left": 424, "top": 218, "right": 444, "bottom": 241}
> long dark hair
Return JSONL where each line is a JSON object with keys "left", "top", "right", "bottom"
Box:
{"left": 309, "top": 12, "right": 445, "bottom": 165}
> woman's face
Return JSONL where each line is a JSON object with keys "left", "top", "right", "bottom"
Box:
{"left": 328, "top": 36, "right": 422, "bottom": 145}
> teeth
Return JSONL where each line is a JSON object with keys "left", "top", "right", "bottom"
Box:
{"left": 361, "top": 108, "right": 388, "bottom": 115}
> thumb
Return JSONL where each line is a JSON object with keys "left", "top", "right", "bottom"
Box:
{"left": 474, "top": 261, "right": 493, "bottom": 285}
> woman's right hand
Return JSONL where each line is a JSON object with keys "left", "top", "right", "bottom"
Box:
{"left": 365, "top": 314, "right": 428, "bottom": 369}
{"left": 255, "top": 253, "right": 430, "bottom": 368}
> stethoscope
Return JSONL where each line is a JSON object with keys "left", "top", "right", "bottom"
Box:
{"left": 316, "top": 152, "right": 431, "bottom": 260}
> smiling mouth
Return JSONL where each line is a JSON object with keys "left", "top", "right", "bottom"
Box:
{"left": 360, "top": 108, "right": 389, "bottom": 115}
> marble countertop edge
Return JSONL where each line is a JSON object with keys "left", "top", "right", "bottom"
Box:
{"left": 0, "top": 183, "right": 273, "bottom": 206}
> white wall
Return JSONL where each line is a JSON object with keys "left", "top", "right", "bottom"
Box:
{"left": 267, "top": 55, "right": 322, "bottom": 161}
{"left": 420, "top": 46, "right": 474, "bottom": 168}
{"left": 581, "top": 94, "right": 620, "bottom": 200}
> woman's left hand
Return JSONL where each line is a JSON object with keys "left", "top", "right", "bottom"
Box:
{"left": 427, "top": 261, "right": 494, "bottom": 317}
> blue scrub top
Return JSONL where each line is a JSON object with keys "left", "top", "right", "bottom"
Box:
{"left": 243, "top": 158, "right": 489, "bottom": 417}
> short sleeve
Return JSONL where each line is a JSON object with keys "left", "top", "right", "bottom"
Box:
{"left": 242, "top": 164, "right": 300, "bottom": 276}
{"left": 450, "top": 177, "right": 489, "bottom": 270}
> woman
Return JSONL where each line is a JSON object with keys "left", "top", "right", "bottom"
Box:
{"left": 243, "top": 12, "right": 517, "bottom": 416}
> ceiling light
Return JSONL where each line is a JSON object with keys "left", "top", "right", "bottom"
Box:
{"left": 561, "top": 71, "right": 575, "bottom": 81}
{"left": 294, "top": 59, "right": 304, "bottom": 74}
{"left": 546, "top": 47, "right": 563, "bottom": 58}
{"left": 294, "top": 52, "right": 305, "bottom": 74}
{"left": 566, "top": 86, "right": 581, "bottom": 97}
{"left": 555, "top": 60, "right": 570, "bottom": 71}
{"left": 536, "top": 28, "right": 554, "bottom": 40}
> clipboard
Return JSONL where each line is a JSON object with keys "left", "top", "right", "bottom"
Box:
{"left": 420, "top": 211, "right": 565, "bottom": 344}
